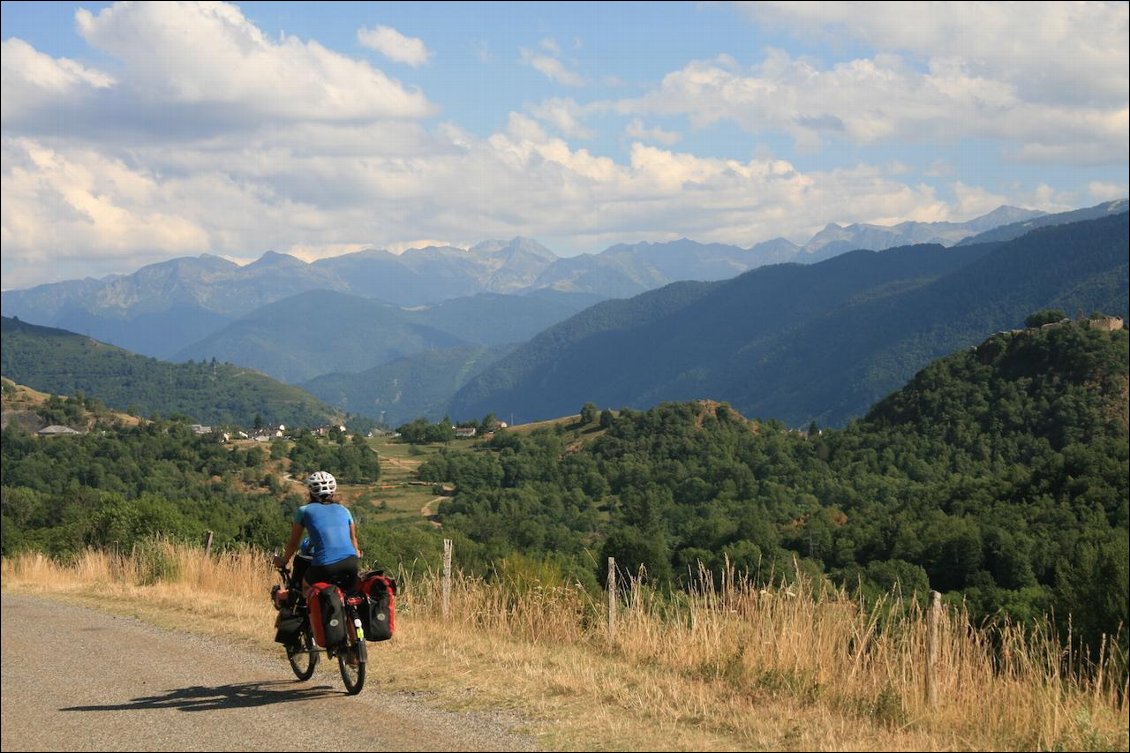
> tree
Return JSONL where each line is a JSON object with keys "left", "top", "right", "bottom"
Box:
{"left": 580, "top": 402, "right": 598, "bottom": 425}
{"left": 1025, "top": 309, "right": 1067, "bottom": 328}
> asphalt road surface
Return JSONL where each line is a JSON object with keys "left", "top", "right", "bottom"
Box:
{"left": 1, "top": 593, "right": 540, "bottom": 752}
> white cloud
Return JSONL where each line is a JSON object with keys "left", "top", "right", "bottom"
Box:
{"left": 357, "top": 25, "right": 430, "bottom": 67}
{"left": 1, "top": 38, "right": 114, "bottom": 122}
{"left": 1089, "top": 181, "right": 1129, "bottom": 202}
{"left": 1, "top": 1, "right": 1123, "bottom": 290}
{"left": 529, "top": 98, "right": 595, "bottom": 139}
{"left": 610, "top": 45, "right": 1128, "bottom": 166}
{"left": 625, "top": 118, "right": 681, "bottom": 146}
{"left": 520, "top": 48, "right": 586, "bottom": 87}
{"left": 734, "top": 1, "right": 1128, "bottom": 106}
{"left": 1, "top": 137, "right": 211, "bottom": 287}
{"left": 950, "top": 181, "right": 1010, "bottom": 218}
{"left": 74, "top": 2, "right": 435, "bottom": 121}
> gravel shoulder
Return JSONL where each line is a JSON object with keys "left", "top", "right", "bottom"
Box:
{"left": 1, "top": 592, "right": 541, "bottom": 752}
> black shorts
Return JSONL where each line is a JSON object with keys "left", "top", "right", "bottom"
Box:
{"left": 305, "top": 556, "right": 360, "bottom": 589}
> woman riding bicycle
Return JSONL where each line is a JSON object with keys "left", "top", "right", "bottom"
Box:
{"left": 273, "top": 471, "right": 361, "bottom": 589}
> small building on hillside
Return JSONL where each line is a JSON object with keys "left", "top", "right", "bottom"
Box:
{"left": 1081, "top": 315, "right": 1124, "bottom": 332}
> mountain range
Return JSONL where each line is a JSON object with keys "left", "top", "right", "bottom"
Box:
{"left": 450, "top": 211, "right": 1128, "bottom": 427}
{"left": 1, "top": 203, "right": 1057, "bottom": 359}
{"left": 1, "top": 200, "right": 1125, "bottom": 429}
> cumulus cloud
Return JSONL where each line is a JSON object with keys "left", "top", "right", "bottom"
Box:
{"left": 734, "top": 1, "right": 1128, "bottom": 105}
{"left": 1089, "top": 181, "right": 1129, "bottom": 202}
{"left": 357, "top": 25, "right": 430, "bottom": 67}
{"left": 1, "top": 38, "right": 114, "bottom": 123}
{"left": 625, "top": 118, "right": 681, "bottom": 146}
{"left": 610, "top": 45, "right": 1129, "bottom": 165}
{"left": 528, "top": 98, "right": 595, "bottom": 139}
{"left": 1, "top": 137, "right": 211, "bottom": 287}
{"left": 1, "top": 1, "right": 1124, "bottom": 289}
{"left": 74, "top": 2, "right": 434, "bottom": 121}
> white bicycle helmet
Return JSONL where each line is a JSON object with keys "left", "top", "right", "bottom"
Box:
{"left": 305, "top": 471, "right": 337, "bottom": 500}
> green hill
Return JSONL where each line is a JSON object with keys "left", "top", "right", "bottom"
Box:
{"left": 0, "top": 316, "right": 345, "bottom": 428}
{"left": 429, "top": 319, "right": 1128, "bottom": 656}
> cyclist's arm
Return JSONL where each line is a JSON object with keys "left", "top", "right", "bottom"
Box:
{"left": 274, "top": 522, "right": 304, "bottom": 568}
{"left": 349, "top": 521, "right": 362, "bottom": 560}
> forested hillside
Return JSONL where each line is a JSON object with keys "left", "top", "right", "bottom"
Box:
{"left": 428, "top": 318, "right": 1128, "bottom": 656}
{"left": 0, "top": 408, "right": 380, "bottom": 558}
{"left": 0, "top": 317, "right": 346, "bottom": 429}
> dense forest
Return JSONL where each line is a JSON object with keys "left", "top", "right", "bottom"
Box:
{"left": 0, "top": 407, "right": 380, "bottom": 558}
{"left": 424, "top": 317, "right": 1128, "bottom": 657}
{"left": 2, "top": 315, "right": 1126, "bottom": 662}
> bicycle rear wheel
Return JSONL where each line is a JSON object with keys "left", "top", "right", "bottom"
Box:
{"left": 287, "top": 622, "right": 319, "bottom": 681}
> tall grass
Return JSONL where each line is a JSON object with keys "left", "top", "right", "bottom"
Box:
{"left": 3, "top": 542, "right": 1126, "bottom": 751}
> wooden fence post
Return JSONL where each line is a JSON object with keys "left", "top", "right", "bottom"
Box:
{"left": 442, "top": 538, "right": 452, "bottom": 620}
{"left": 607, "top": 556, "right": 617, "bottom": 641}
{"left": 202, "top": 530, "right": 213, "bottom": 557}
{"left": 926, "top": 590, "right": 941, "bottom": 707}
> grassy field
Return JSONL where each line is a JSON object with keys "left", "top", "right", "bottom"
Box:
{"left": 361, "top": 436, "right": 448, "bottom": 524}
{"left": 352, "top": 419, "right": 608, "bottom": 527}
{"left": 3, "top": 543, "right": 1126, "bottom": 752}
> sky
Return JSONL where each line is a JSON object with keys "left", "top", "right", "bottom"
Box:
{"left": 1, "top": 1, "right": 1127, "bottom": 290}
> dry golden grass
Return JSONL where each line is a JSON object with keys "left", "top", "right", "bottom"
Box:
{"left": 3, "top": 542, "right": 1126, "bottom": 751}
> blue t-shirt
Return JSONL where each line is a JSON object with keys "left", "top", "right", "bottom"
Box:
{"left": 294, "top": 503, "right": 355, "bottom": 566}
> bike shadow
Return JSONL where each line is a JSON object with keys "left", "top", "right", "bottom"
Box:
{"left": 61, "top": 679, "right": 343, "bottom": 712}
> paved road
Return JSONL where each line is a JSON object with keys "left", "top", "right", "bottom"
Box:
{"left": 1, "top": 593, "right": 540, "bottom": 752}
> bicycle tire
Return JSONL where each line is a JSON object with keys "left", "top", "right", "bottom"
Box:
{"left": 338, "top": 636, "right": 366, "bottom": 695}
{"left": 338, "top": 606, "right": 367, "bottom": 694}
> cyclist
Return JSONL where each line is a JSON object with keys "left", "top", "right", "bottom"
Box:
{"left": 273, "top": 471, "right": 361, "bottom": 589}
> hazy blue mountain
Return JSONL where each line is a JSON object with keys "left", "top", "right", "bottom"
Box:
{"left": 448, "top": 212, "right": 1128, "bottom": 428}
{"left": 52, "top": 303, "right": 233, "bottom": 360}
{"left": 527, "top": 237, "right": 798, "bottom": 298}
{"left": 0, "top": 203, "right": 1102, "bottom": 364}
{"left": 172, "top": 288, "right": 603, "bottom": 384}
{"left": 526, "top": 207, "right": 1039, "bottom": 296}
{"left": 172, "top": 291, "right": 467, "bottom": 383}
{"left": 407, "top": 291, "right": 606, "bottom": 345}
{"left": 307, "top": 236, "right": 560, "bottom": 305}
{"left": 303, "top": 343, "right": 516, "bottom": 426}
{"left": 955, "top": 199, "right": 1129, "bottom": 246}
{"left": 799, "top": 206, "right": 1047, "bottom": 262}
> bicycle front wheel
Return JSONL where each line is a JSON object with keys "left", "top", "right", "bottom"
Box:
{"left": 338, "top": 639, "right": 367, "bottom": 695}
{"left": 287, "top": 623, "right": 319, "bottom": 681}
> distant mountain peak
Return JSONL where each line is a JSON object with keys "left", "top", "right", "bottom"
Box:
{"left": 249, "top": 250, "right": 306, "bottom": 268}
{"left": 963, "top": 205, "right": 1046, "bottom": 233}
{"left": 470, "top": 237, "right": 557, "bottom": 260}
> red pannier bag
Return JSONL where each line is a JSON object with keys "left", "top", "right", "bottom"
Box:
{"left": 358, "top": 571, "right": 397, "bottom": 641}
{"left": 305, "top": 581, "right": 346, "bottom": 648}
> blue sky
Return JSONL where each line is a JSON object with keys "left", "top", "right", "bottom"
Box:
{"left": 2, "top": 1, "right": 1127, "bottom": 289}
